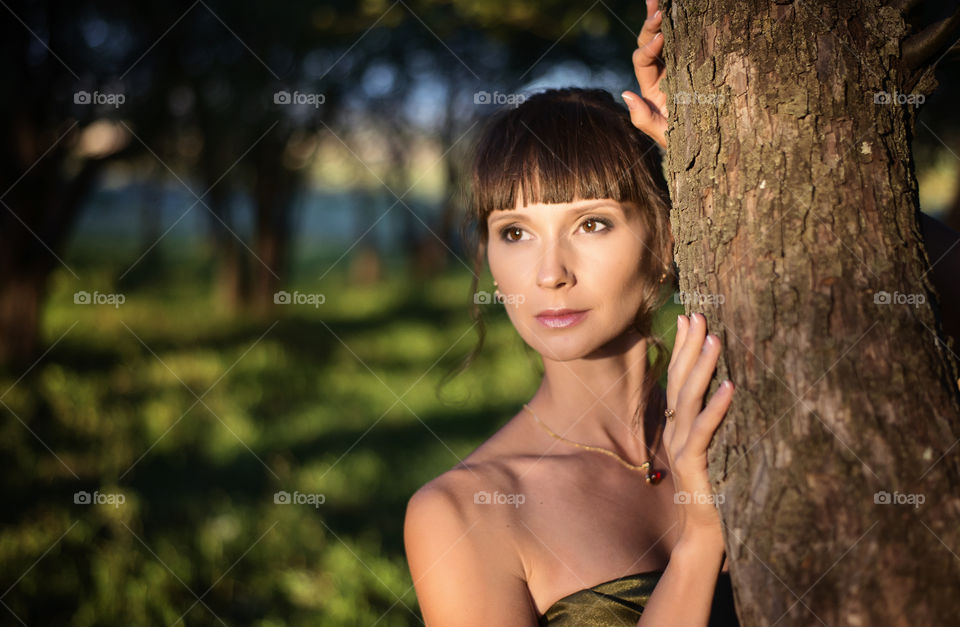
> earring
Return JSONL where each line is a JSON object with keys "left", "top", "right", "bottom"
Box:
{"left": 658, "top": 271, "right": 667, "bottom": 284}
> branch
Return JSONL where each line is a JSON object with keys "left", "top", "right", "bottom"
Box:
{"left": 903, "top": 6, "right": 960, "bottom": 71}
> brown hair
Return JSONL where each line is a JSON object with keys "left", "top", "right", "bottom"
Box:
{"left": 438, "top": 87, "right": 676, "bottom": 430}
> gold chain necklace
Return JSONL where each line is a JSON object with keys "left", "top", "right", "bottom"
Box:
{"left": 522, "top": 400, "right": 666, "bottom": 485}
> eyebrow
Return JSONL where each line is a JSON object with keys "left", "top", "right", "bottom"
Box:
{"left": 488, "top": 201, "right": 623, "bottom": 225}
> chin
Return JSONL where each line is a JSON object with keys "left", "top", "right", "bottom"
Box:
{"left": 521, "top": 331, "right": 600, "bottom": 362}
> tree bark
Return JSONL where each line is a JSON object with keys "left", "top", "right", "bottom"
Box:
{"left": 660, "top": 1, "right": 960, "bottom": 624}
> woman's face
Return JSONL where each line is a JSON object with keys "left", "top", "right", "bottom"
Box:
{"left": 486, "top": 195, "right": 651, "bottom": 361}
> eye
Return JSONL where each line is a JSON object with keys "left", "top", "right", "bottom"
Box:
{"left": 499, "top": 225, "right": 529, "bottom": 242}
{"left": 579, "top": 216, "right": 613, "bottom": 233}
{"left": 498, "top": 216, "right": 613, "bottom": 243}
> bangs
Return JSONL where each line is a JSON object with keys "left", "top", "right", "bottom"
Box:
{"left": 471, "top": 88, "right": 666, "bottom": 223}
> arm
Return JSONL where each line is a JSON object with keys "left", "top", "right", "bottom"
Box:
{"left": 622, "top": 0, "right": 667, "bottom": 149}
{"left": 403, "top": 481, "right": 538, "bottom": 626}
{"left": 637, "top": 532, "right": 726, "bottom": 626}
{"left": 635, "top": 311, "right": 736, "bottom": 627}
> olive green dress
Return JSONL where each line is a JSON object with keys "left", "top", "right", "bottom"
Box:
{"left": 538, "top": 569, "right": 738, "bottom": 626}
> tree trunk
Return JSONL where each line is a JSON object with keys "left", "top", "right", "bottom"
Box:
{"left": 661, "top": 1, "right": 960, "bottom": 624}
{"left": 0, "top": 274, "right": 44, "bottom": 368}
{"left": 0, "top": 114, "right": 102, "bottom": 367}
{"left": 250, "top": 136, "right": 296, "bottom": 316}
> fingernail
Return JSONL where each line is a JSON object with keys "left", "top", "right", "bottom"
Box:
{"left": 621, "top": 92, "right": 636, "bottom": 105}
{"left": 655, "top": 32, "right": 662, "bottom": 40}
{"left": 654, "top": 10, "right": 661, "bottom": 18}
{"left": 722, "top": 380, "right": 733, "bottom": 391}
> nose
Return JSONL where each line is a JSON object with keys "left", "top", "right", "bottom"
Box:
{"left": 535, "top": 238, "right": 575, "bottom": 289}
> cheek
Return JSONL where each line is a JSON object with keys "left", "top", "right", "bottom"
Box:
{"left": 487, "top": 242, "right": 532, "bottom": 293}
{"left": 487, "top": 239, "right": 508, "bottom": 280}
{"left": 582, "top": 243, "right": 644, "bottom": 297}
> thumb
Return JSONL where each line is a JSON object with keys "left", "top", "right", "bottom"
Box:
{"left": 621, "top": 90, "right": 666, "bottom": 149}
{"left": 621, "top": 90, "right": 651, "bottom": 128}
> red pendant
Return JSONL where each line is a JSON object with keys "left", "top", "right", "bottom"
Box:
{"left": 645, "top": 469, "right": 663, "bottom": 484}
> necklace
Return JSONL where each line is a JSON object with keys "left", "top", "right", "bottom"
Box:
{"left": 522, "top": 396, "right": 666, "bottom": 485}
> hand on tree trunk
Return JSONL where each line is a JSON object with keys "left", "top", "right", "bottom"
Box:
{"left": 623, "top": 0, "right": 668, "bottom": 149}
{"left": 664, "top": 313, "right": 736, "bottom": 542}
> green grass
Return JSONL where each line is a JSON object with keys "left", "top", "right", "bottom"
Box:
{"left": 0, "top": 252, "right": 682, "bottom": 625}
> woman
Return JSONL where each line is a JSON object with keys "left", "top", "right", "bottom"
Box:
{"left": 403, "top": 1, "right": 740, "bottom": 624}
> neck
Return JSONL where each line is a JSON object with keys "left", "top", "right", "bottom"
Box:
{"left": 526, "top": 329, "right": 665, "bottom": 466}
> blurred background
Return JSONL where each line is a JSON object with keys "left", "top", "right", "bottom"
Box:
{"left": 1, "top": 1, "right": 958, "bottom": 624}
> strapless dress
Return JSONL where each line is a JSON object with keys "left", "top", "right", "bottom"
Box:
{"left": 538, "top": 569, "right": 739, "bottom": 626}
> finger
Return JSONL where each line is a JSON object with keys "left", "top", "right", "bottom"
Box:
{"left": 621, "top": 90, "right": 651, "bottom": 126}
{"left": 667, "top": 312, "right": 708, "bottom": 408}
{"left": 637, "top": 0, "right": 663, "bottom": 50}
{"left": 675, "top": 333, "right": 722, "bottom": 420}
{"left": 621, "top": 90, "right": 667, "bottom": 148}
{"left": 633, "top": 33, "right": 665, "bottom": 91}
{"left": 684, "top": 380, "right": 735, "bottom": 453}
{"left": 671, "top": 333, "right": 721, "bottom": 445}
{"left": 668, "top": 314, "right": 688, "bottom": 371}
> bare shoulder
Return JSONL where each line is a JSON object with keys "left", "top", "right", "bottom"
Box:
{"left": 403, "top": 433, "right": 538, "bottom": 625}
{"left": 407, "top": 412, "right": 533, "bottom": 521}
{"left": 404, "top": 457, "right": 526, "bottom": 558}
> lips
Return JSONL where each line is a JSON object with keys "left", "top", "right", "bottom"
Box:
{"left": 535, "top": 309, "right": 589, "bottom": 329}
